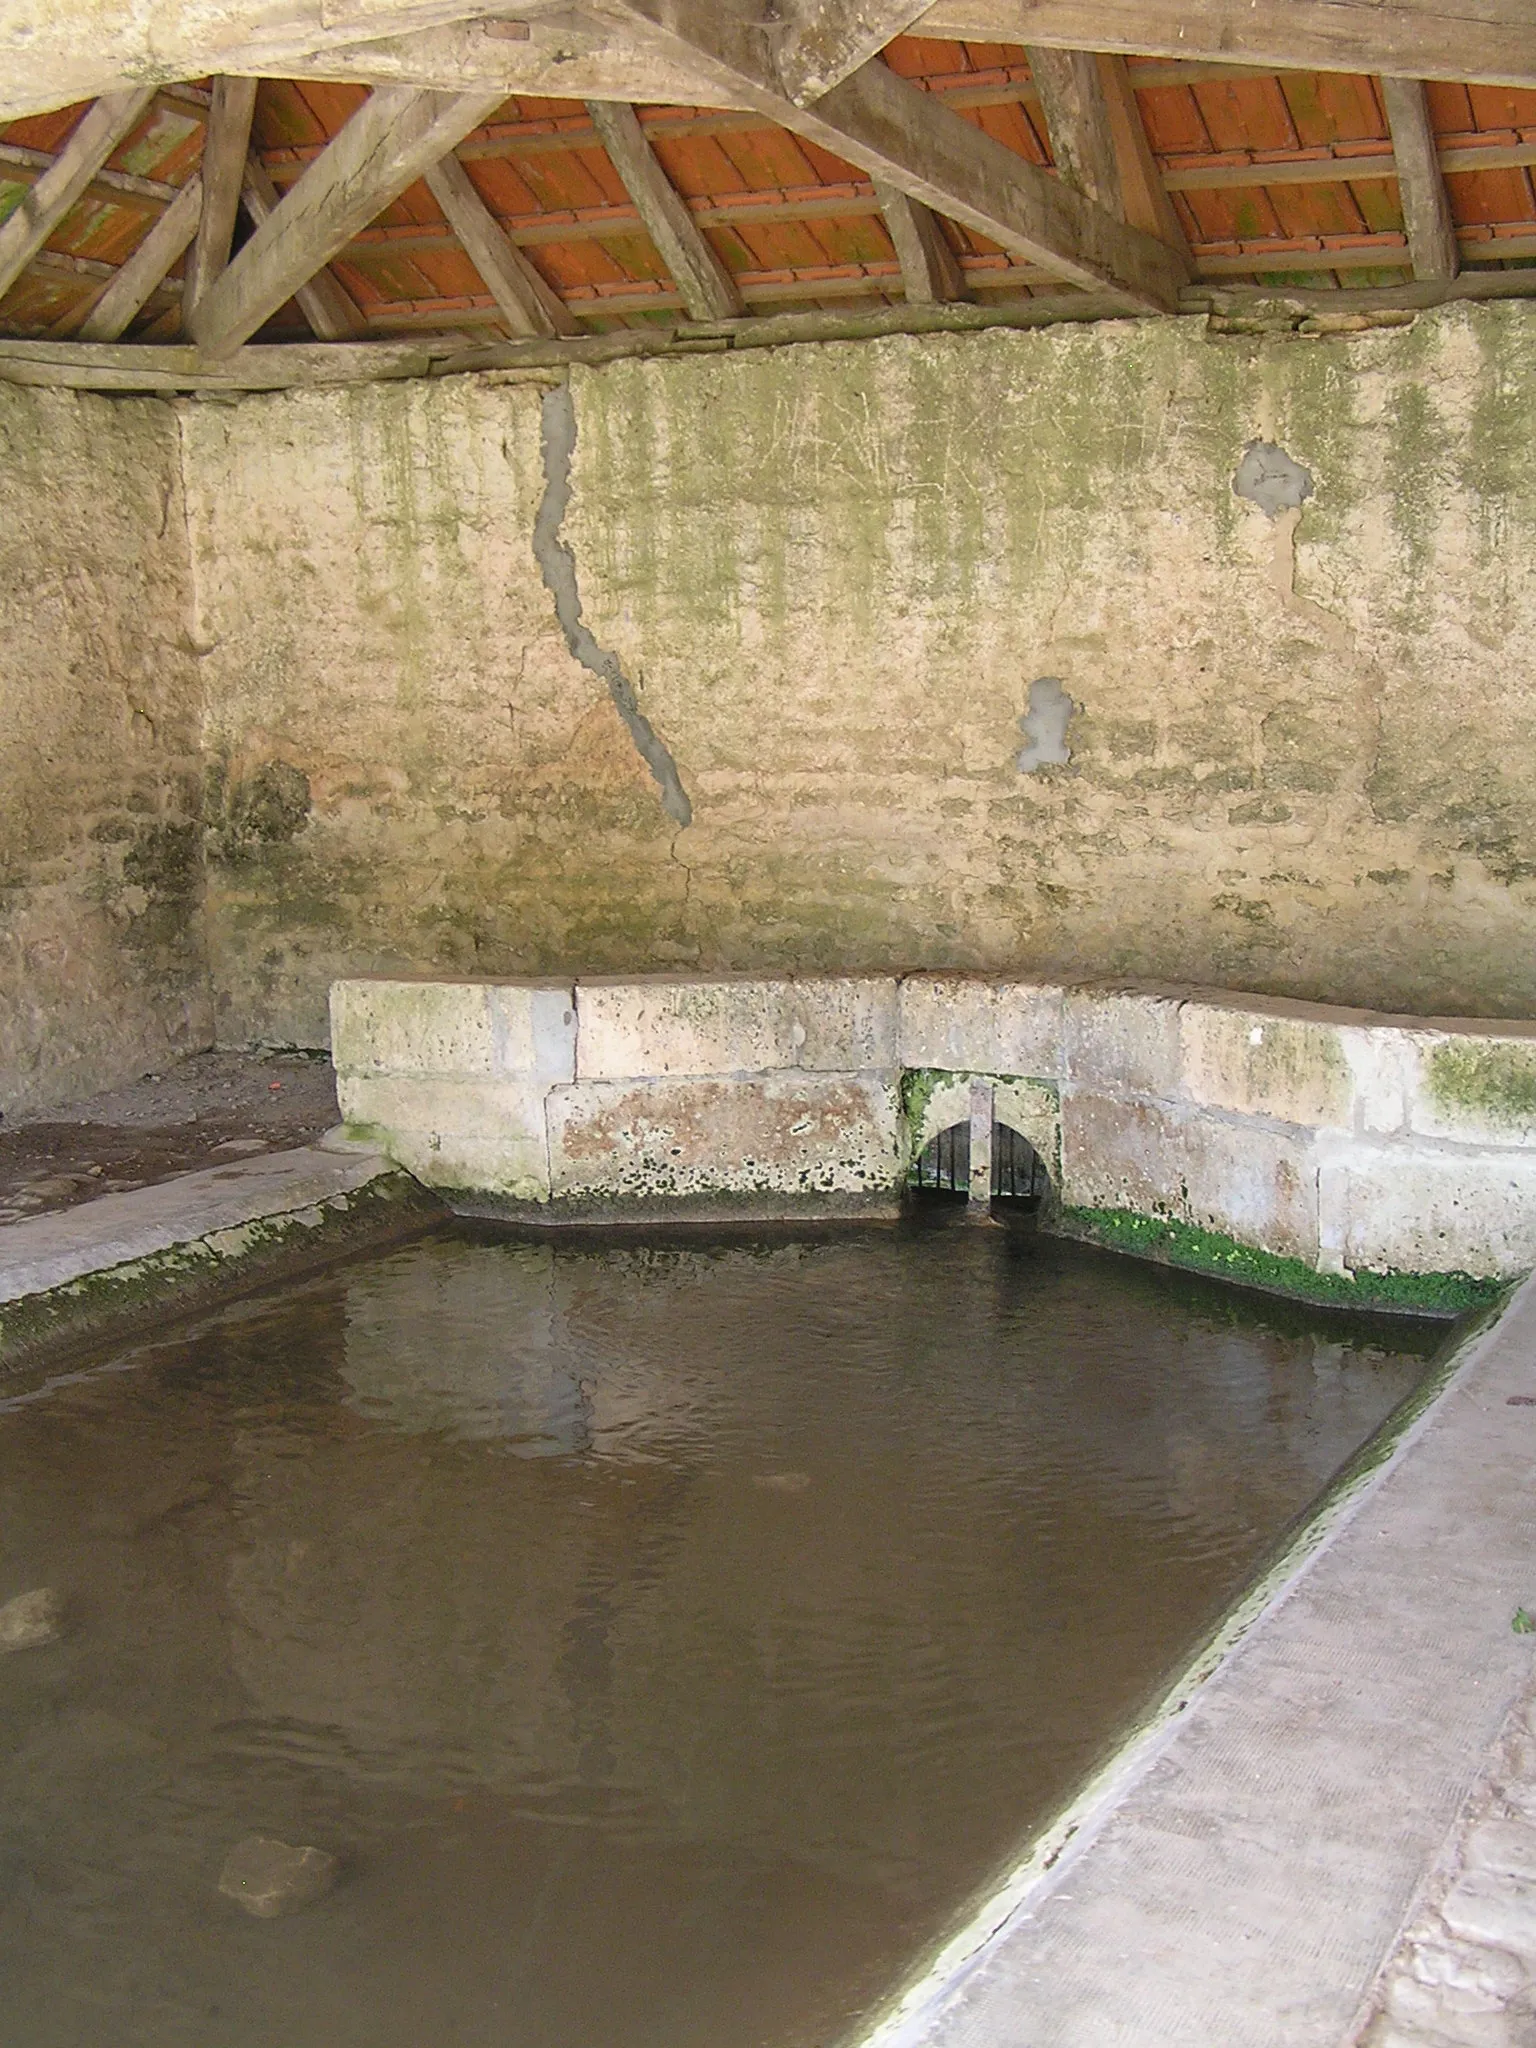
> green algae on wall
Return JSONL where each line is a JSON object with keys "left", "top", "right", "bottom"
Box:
{"left": 1059, "top": 1206, "right": 1503, "bottom": 1318}
{"left": 172, "top": 303, "right": 1536, "bottom": 1048}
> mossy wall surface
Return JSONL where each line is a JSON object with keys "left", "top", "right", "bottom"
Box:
{"left": 0, "top": 385, "right": 209, "bottom": 1109}
{"left": 164, "top": 304, "right": 1536, "bottom": 1043}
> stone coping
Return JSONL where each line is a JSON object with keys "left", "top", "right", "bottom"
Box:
{"left": 853, "top": 1272, "right": 1536, "bottom": 2048}
{"left": 329, "top": 974, "right": 1536, "bottom": 1288}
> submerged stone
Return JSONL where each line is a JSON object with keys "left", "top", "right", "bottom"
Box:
{"left": 0, "top": 1587, "right": 63, "bottom": 1652}
{"left": 218, "top": 1836, "right": 338, "bottom": 1918}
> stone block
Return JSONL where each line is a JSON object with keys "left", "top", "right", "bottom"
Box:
{"left": 0, "top": 1587, "right": 62, "bottom": 1652}
{"left": 1408, "top": 1029, "right": 1536, "bottom": 1147}
{"left": 330, "top": 978, "right": 575, "bottom": 1082}
{"left": 1062, "top": 1091, "right": 1319, "bottom": 1261}
{"left": 1341, "top": 1025, "right": 1417, "bottom": 1136}
{"left": 1180, "top": 998, "right": 1354, "bottom": 1130}
{"left": 1318, "top": 1142, "right": 1536, "bottom": 1278}
{"left": 1064, "top": 985, "right": 1183, "bottom": 1097}
{"left": 547, "top": 1074, "right": 902, "bottom": 1208}
{"left": 337, "top": 1075, "right": 550, "bottom": 1200}
{"left": 218, "top": 1836, "right": 338, "bottom": 1919}
{"left": 1440, "top": 1873, "right": 1536, "bottom": 1961}
{"left": 574, "top": 976, "right": 896, "bottom": 1079}
{"left": 897, "top": 976, "right": 1063, "bottom": 1079}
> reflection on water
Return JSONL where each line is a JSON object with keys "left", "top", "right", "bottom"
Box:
{"left": 0, "top": 1226, "right": 1438, "bottom": 2048}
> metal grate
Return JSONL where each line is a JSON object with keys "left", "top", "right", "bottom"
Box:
{"left": 909, "top": 1122, "right": 1049, "bottom": 1207}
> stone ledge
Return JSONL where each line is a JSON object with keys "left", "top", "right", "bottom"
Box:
{"left": 0, "top": 1145, "right": 443, "bottom": 1376}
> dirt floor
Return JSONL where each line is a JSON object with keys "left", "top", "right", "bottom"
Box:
{"left": 0, "top": 1051, "right": 340, "bottom": 1225}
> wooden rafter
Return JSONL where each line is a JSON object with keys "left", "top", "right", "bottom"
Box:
{"left": 774, "top": 1, "right": 935, "bottom": 104}
{"left": 239, "top": 155, "right": 367, "bottom": 341}
{"left": 185, "top": 77, "right": 259, "bottom": 312}
{"left": 188, "top": 86, "right": 505, "bottom": 357}
{"left": 73, "top": 175, "right": 203, "bottom": 341}
{"left": 591, "top": 0, "right": 1189, "bottom": 312}
{"left": 423, "top": 153, "right": 578, "bottom": 336}
{"left": 875, "top": 182, "right": 969, "bottom": 302}
{"left": 1096, "top": 54, "right": 1188, "bottom": 254}
{"left": 1381, "top": 76, "right": 1459, "bottom": 283}
{"left": 585, "top": 99, "right": 744, "bottom": 321}
{"left": 914, "top": 0, "right": 1536, "bottom": 90}
{"left": 0, "top": 89, "right": 156, "bottom": 303}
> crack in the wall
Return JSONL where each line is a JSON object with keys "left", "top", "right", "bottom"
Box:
{"left": 533, "top": 381, "right": 693, "bottom": 827}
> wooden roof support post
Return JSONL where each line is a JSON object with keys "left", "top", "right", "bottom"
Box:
{"left": 239, "top": 155, "right": 367, "bottom": 340}
{"left": 0, "top": 89, "right": 157, "bottom": 303}
{"left": 73, "top": 174, "right": 204, "bottom": 340}
{"left": 188, "top": 85, "right": 505, "bottom": 357}
{"left": 875, "top": 180, "right": 968, "bottom": 300}
{"left": 1381, "top": 74, "right": 1459, "bottom": 281}
{"left": 775, "top": 1, "right": 936, "bottom": 104}
{"left": 585, "top": 99, "right": 744, "bottom": 321}
{"left": 1096, "top": 53, "right": 1190, "bottom": 254}
{"left": 184, "top": 76, "right": 259, "bottom": 312}
{"left": 591, "top": 0, "right": 1188, "bottom": 312}
{"left": 423, "top": 152, "right": 577, "bottom": 335}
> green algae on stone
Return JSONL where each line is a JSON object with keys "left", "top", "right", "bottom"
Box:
{"left": 1059, "top": 1205, "right": 1504, "bottom": 1318}
{"left": 1427, "top": 1041, "right": 1536, "bottom": 1127}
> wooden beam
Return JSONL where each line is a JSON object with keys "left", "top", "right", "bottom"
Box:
{"left": 188, "top": 87, "right": 505, "bottom": 357}
{"left": 913, "top": 1, "right": 1536, "bottom": 91}
{"left": 263, "top": 14, "right": 759, "bottom": 112}
{"left": 774, "top": 2, "right": 935, "bottom": 104}
{"left": 0, "top": 337, "right": 436, "bottom": 391}
{"left": 1380, "top": 75, "right": 1458, "bottom": 282}
{"left": 0, "top": 89, "right": 157, "bottom": 303}
{"left": 1097, "top": 53, "right": 1189, "bottom": 253}
{"left": 0, "top": 141, "right": 178, "bottom": 211}
{"left": 73, "top": 175, "right": 203, "bottom": 341}
{"left": 423, "top": 153, "right": 578, "bottom": 336}
{"left": 1025, "top": 46, "right": 1122, "bottom": 215}
{"left": 185, "top": 76, "right": 258, "bottom": 312}
{"left": 239, "top": 155, "right": 367, "bottom": 342}
{"left": 585, "top": 99, "right": 744, "bottom": 321}
{"left": 0, "top": 2, "right": 521, "bottom": 122}
{"left": 592, "top": 0, "right": 1189, "bottom": 312}
{"left": 875, "top": 181, "right": 969, "bottom": 301}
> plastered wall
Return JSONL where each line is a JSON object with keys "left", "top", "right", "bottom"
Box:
{"left": 181, "top": 302, "right": 1536, "bottom": 1049}
{"left": 0, "top": 386, "right": 208, "bottom": 1111}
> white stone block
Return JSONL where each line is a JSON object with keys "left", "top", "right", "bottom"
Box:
{"left": 574, "top": 976, "right": 896, "bottom": 1079}
{"left": 1181, "top": 998, "right": 1354, "bottom": 1130}
{"left": 330, "top": 978, "right": 574, "bottom": 1081}
{"left": 897, "top": 976, "right": 1063, "bottom": 1078}
{"left": 1319, "top": 1139, "right": 1536, "bottom": 1277}
{"left": 547, "top": 1073, "right": 901, "bottom": 1205}
{"left": 1064, "top": 985, "right": 1184, "bottom": 1097}
{"left": 1341, "top": 1025, "right": 1416, "bottom": 1136}
{"left": 1062, "top": 1090, "right": 1319, "bottom": 1261}
{"left": 337, "top": 1074, "right": 550, "bottom": 1199}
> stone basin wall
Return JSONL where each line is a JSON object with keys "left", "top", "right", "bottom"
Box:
{"left": 331, "top": 974, "right": 1536, "bottom": 1295}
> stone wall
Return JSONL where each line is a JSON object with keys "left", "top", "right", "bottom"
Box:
{"left": 0, "top": 386, "right": 208, "bottom": 1112}
{"left": 331, "top": 972, "right": 1536, "bottom": 1293}
{"left": 185, "top": 302, "right": 1536, "bottom": 1047}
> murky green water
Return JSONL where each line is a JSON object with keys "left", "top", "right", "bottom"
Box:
{"left": 0, "top": 1224, "right": 1439, "bottom": 2048}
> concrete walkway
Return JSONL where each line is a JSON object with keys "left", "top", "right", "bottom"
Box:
{"left": 0, "top": 1139, "right": 438, "bottom": 1375}
{"left": 864, "top": 1277, "right": 1536, "bottom": 2048}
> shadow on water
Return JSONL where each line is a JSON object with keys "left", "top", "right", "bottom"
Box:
{"left": 0, "top": 1220, "right": 1445, "bottom": 2048}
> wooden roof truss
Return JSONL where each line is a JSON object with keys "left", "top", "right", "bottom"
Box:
{"left": 0, "top": 0, "right": 1533, "bottom": 388}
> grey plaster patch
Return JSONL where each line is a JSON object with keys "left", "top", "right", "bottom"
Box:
{"left": 1017, "top": 678, "right": 1074, "bottom": 772}
{"left": 1233, "top": 439, "right": 1314, "bottom": 517}
{"left": 533, "top": 383, "right": 693, "bottom": 826}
